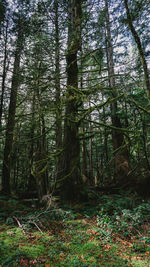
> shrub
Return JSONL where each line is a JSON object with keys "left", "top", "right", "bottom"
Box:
{"left": 96, "top": 195, "right": 150, "bottom": 237}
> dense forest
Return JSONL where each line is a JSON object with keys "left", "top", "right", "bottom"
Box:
{"left": 0, "top": 0, "right": 150, "bottom": 266}
{"left": 0, "top": 0, "right": 150, "bottom": 201}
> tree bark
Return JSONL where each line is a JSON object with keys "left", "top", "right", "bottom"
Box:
{"left": 54, "top": 0, "right": 62, "bottom": 181}
{"left": 28, "top": 91, "right": 36, "bottom": 191}
{"left": 88, "top": 103, "right": 93, "bottom": 184}
{"left": 0, "top": 19, "right": 8, "bottom": 127}
{"left": 35, "top": 76, "right": 48, "bottom": 201}
{"left": 61, "top": 0, "right": 82, "bottom": 201}
{"left": 0, "top": 0, "right": 6, "bottom": 34}
{"left": 2, "top": 24, "right": 24, "bottom": 194}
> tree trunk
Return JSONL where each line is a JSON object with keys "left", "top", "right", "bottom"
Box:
{"left": 61, "top": 0, "right": 82, "bottom": 201}
{"left": 124, "top": 0, "right": 150, "bottom": 100}
{"left": 0, "top": 0, "right": 6, "bottom": 34}
{"left": 28, "top": 91, "right": 36, "bottom": 191}
{"left": 88, "top": 107, "right": 93, "bottom": 184}
{"left": 54, "top": 0, "right": 62, "bottom": 182}
{"left": 0, "top": 19, "right": 8, "bottom": 127}
{"left": 35, "top": 80, "right": 48, "bottom": 201}
{"left": 82, "top": 125, "right": 88, "bottom": 183}
{"left": 34, "top": 141, "right": 47, "bottom": 201}
{"left": 2, "top": 25, "right": 24, "bottom": 194}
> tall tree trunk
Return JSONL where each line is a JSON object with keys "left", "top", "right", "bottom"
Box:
{"left": 61, "top": 0, "right": 82, "bottom": 201}
{"left": 34, "top": 81, "right": 48, "bottom": 201}
{"left": 141, "top": 113, "right": 150, "bottom": 170}
{"left": 82, "top": 124, "right": 89, "bottom": 184}
{"left": 88, "top": 103, "right": 93, "bottom": 184}
{"left": 54, "top": 0, "right": 62, "bottom": 181}
{"left": 80, "top": 43, "right": 88, "bottom": 184}
{"left": 28, "top": 91, "right": 36, "bottom": 191}
{"left": 0, "top": 0, "right": 6, "bottom": 34}
{"left": 124, "top": 0, "right": 150, "bottom": 100}
{"left": 102, "top": 95, "right": 108, "bottom": 163}
{"left": 34, "top": 116, "right": 48, "bottom": 201}
{"left": 0, "top": 19, "right": 8, "bottom": 127}
{"left": 2, "top": 25, "right": 24, "bottom": 194}
{"left": 105, "top": 0, "right": 129, "bottom": 181}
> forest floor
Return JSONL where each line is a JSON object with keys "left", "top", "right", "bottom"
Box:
{"left": 0, "top": 192, "right": 150, "bottom": 266}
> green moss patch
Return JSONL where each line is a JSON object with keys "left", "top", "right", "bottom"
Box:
{"left": 0, "top": 195, "right": 150, "bottom": 266}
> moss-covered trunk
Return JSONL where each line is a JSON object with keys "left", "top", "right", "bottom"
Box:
{"left": 61, "top": 0, "right": 83, "bottom": 201}
{"left": 2, "top": 24, "right": 24, "bottom": 194}
{"left": 54, "top": 0, "right": 62, "bottom": 182}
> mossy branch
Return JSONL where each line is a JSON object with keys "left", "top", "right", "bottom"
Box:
{"left": 128, "top": 98, "right": 150, "bottom": 114}
{"left": 79, "top": 93, "right": 125, "bottom": 123}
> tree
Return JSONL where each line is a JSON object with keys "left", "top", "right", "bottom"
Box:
{"left": 0, "top": 0, "right": 150, "bottom": 199}
{"left": 105, "top": 0, "right": 129, "bottom": 180}
{"left": 61, "top": 0, "right": 83, "bottom": 201}
{"left": 124, "top": 0, "right": 150, "bottom": 101}
{"left": 2, "top": 12, "right": 27, "bottom": 194}
{"left": 0, "top": 0, "right": 7, "bottom": 33}
{"left": 54, "top": 0, "right": 62, "bottom": 182}
{"left": 0, "top": 18, "right": 9, "bottom": 127}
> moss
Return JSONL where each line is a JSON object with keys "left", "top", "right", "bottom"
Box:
{"left": 0, "top": 198, "right": 150, "bottom": 266}
{"left": 19, "top": 244, "right": 45, "bottom": 258}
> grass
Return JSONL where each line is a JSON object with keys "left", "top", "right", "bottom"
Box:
{"left": 0, "top": 193, "right": 150, "bottom": 266}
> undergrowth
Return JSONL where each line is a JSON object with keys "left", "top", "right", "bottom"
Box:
{"left": 0, "top": 192, "right": 150, "bottom": 266}
{"left": 96, "top": 194, "right": 150, "bottom": 239}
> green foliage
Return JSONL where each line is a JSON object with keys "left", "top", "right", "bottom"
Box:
{"left": 0, "top": 195, "right": 150, "bottom": 266}
{"left": 132, "top": 241, "right": 146, "bottom": 253}
{"left": 135, "top": 202, "right": 150, "bottom": 217}
{"left": 140, "top": 236, "right": 150, "bottom": 244}
{"left": 96, "top": 195, "right": 150, "bottom": 238}
{"left": 5, "top": 217, "right": 14, "bottom": 224}
{"left": 41, "top": 208, "right": 75, "bottom": 221}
